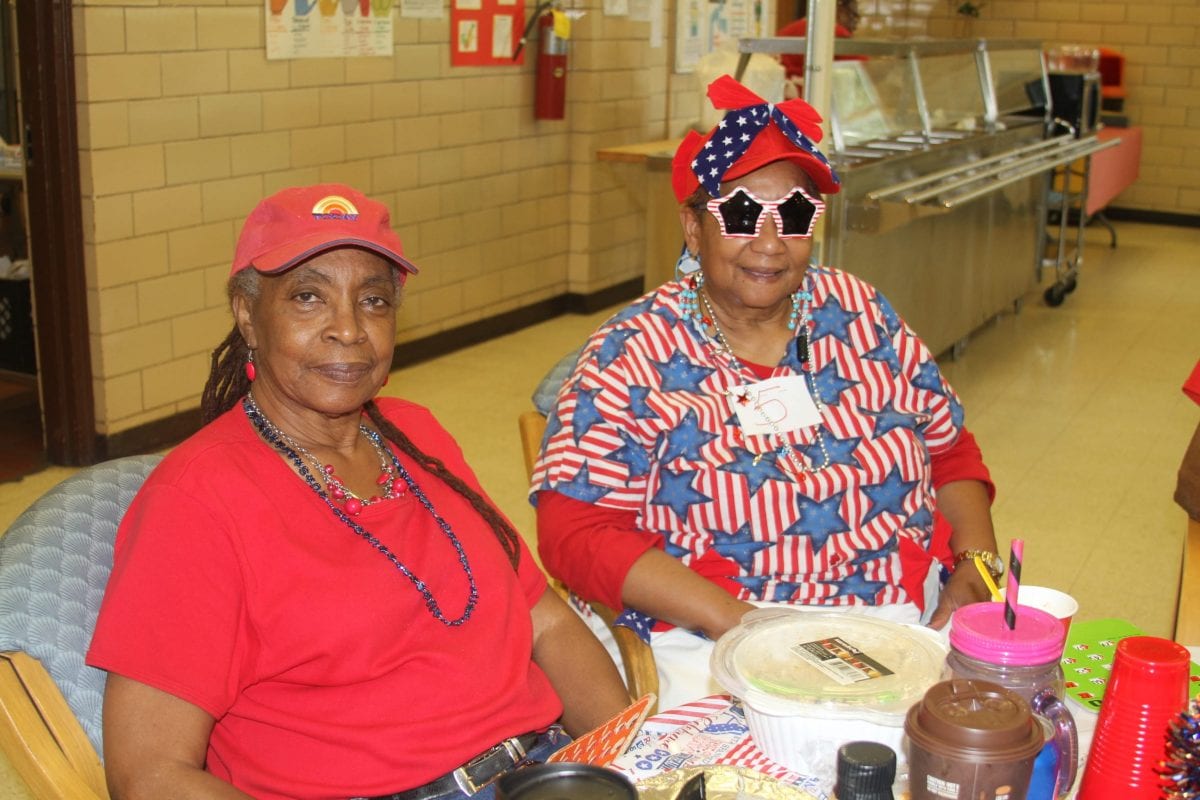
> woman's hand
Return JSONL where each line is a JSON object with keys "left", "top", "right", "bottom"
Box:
{"left": 927, "top": 561, "right": 992, "bottom": 630}
{"left": 929, "top": 478, "right": 1000, "bottom": 630}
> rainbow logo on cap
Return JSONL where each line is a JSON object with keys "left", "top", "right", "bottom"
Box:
{"left": 311, "top": 195, "right": 359, "bottom": 221}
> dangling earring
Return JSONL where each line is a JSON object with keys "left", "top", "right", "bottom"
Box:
{"left": 675, "top": 244, "right": 701, "bottom": 279}
{"left": 245, "top": 350, "right": 256, "bottom": 382}
{"left": 679, "top": 271, "right": 704, "bottom": 324}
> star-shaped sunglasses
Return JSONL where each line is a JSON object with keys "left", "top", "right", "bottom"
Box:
{"left": 705, "top": 186, "right": 826, "bottom": 239}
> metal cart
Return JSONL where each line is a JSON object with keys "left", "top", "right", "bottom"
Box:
{"left": 1038, "top": 70, "right": 1118, "bottom": 306}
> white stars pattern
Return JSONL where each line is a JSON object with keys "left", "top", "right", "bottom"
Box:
{"left": 690, "top": 102, "right": 841, "bottom": 197}
{"left": 530, "top": 266, "right": 963, "bottom": 611}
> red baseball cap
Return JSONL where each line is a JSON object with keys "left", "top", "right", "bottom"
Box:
{"left": 671, "top": 75, "right": 840, "bottom": 202}
{"left": 231, "top": 184, "right": 419, "bottom": 278}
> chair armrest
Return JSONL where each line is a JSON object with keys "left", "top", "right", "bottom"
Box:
{"left": 519, "top": 411, "right": 546, "bottom": 478}
{"left": 1175, "top": 516, "right": 1200, "bottom": 645}
{"left": 588, "top": 603, "right": 660, "bottom": 715}
{"left": 0, "top": 653, "right": 108, "bottom": 800}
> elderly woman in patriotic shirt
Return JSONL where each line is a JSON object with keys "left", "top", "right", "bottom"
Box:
{"left": 529, "top": 76, "right": 1002, "bottom": 710}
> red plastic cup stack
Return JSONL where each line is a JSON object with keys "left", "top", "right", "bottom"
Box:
{"left": 1076, "top": 636, "right": 1192, "bottom": 800}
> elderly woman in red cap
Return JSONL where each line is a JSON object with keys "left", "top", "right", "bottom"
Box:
{"left": 530, "top": 76, "right": 1000, "bottom": 709}
{"left": 87, "top": 184, "right": 630, "bottom": 800}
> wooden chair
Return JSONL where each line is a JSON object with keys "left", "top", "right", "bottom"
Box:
{"left": 1175, "top": 516, "right": 1200, "bottom": 645}
{"left": 0, "top": 454, "right": 163, "bottom": 800}
{"left": 519, "top": 411, "right": 660, "bottom": 711}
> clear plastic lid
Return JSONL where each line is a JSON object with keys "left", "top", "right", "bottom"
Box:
{"left": 710, "top": 609, "right": 947, "bottom": 722}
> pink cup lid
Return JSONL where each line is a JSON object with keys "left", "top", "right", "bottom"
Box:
{"left": 950, "top": 602, "right": 1065, "bottom": 666}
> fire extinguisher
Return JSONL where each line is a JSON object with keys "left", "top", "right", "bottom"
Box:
{"left": 516, "top": 3, "right": 568, "bottom": 120}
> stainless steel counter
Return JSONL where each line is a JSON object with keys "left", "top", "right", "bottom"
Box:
{"left": 734, "top": 37, "right": 1114, "bottom": 355}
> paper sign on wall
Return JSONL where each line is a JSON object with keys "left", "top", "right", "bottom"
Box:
{"left": 266, "top": 0, "right": 394, "bottom": 59}
{"left": 674, "top": 0, "right": 772, "bottom": 72}
{"left": 451, "top": 0, "right": 525, "bottom": 66}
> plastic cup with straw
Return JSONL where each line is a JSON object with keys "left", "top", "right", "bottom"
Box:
{"left": 1005, "top": 539, "right": 1024, "bottom": 630}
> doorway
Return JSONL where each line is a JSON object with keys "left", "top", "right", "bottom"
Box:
{"left": 0, "top": 0, "right": 39, "bottom": 482}
{"left": 0, "top": 0, "right": 96, "bottom": 482}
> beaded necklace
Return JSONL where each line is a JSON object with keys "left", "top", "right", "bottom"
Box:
{"left": 695, "top": 275, "right": 832, "bottom": 474}
{"left": 243, "top": 394, "right": 478, "bottom": 626}
{"left": 249, "top": 402, "right": 400, "bottom": 517}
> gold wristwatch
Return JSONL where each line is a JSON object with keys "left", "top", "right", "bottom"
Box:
{"left": 954, "top": 549, "right": 1005, "bottom": 580}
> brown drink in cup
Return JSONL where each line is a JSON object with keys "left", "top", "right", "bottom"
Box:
{"left": 905, "top": 679, "right": 1044, "bottom": 800}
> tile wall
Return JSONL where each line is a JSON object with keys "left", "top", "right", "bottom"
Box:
{"left": 68, "top": 0, "right": 1197, "bottom": 439}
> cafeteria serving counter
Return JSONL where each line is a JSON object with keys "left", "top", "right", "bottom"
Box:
{"left": 734, "top": 37, "right": 1116, "bottom": 356}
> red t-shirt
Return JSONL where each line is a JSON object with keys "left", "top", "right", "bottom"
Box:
{"left": 777, "top": 18, "right": 858, "bottom": 80}
{"left": 88, "top": 397, "right": 562, "bottom": 800}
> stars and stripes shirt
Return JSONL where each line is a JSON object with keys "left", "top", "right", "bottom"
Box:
{"left": 530, "top": 265, "right": 968, "bottom": 614}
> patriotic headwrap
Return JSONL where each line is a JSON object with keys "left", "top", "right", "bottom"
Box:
{"left": 671, "top": 74, "right": 841, "bottom": 202}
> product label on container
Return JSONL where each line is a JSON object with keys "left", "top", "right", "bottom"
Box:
{"left": 791, "top": 637, "right": 895, "bottom": 684}
{"left": 924, "top": 775, "right": 962, "bottom": 798}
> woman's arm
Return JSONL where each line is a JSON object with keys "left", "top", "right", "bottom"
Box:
{"left": 926, "top": 478, "right": 999, "bottom": 629}
{"left": 536, "top": 490, "right": 660, "bottom": 610}
{"left": 103, "top": 674, "right": 252, "bottom": 800}
{"left": 537, "top": 491, "right": 754, "bottom": 640}
{"left": 529, "top": 589, "right": 631, "bottom": 736}
{"left": 621, "top": 548, "right": 756, "bottom": 641}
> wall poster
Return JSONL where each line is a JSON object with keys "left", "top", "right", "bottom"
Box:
{"left": 451, "top": 0, "right": 525, "bottom": 66}
{"left": 674, "top": 0, "right": 772, "bottom": 72}
{"left": 266, "top": 0, "right": 395, "bottom": 59}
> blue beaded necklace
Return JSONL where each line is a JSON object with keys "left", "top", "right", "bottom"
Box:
{"left": 243, "top": 394, "right": 478, "bottom": 626}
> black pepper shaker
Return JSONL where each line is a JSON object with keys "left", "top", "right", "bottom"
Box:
{"left": 834, "top": 741, "right": 896, "bottom": 800}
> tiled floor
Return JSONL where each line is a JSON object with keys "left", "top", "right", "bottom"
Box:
{"left": 0, "top": 220, "right": 1197, "bottom": 797}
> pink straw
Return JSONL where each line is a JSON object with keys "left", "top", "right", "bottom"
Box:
{"left": 1005, "top": 539, "right": 1023, "bottom": 630}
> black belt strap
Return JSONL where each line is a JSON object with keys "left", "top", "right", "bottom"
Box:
{"left": 361, "top": 732, "right": 540, "bottom": 800}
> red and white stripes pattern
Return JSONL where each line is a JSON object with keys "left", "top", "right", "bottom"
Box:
{"left": 632, "top": 695, "right": 820, "bottom": 790}
{"left": 531, "top": 266, "right": 964, "bottom": 608}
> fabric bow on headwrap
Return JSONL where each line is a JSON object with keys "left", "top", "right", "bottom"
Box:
{"left": 671, "top": 75, "right": 841, "bottom": 202}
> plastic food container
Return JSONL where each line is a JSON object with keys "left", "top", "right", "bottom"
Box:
{"left": 710, "top": 609, "right": 947, "bottom": 780}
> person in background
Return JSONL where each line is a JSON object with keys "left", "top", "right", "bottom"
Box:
{"left": 777, "top": 0, "right": 862, "bottom": 83}
{"left": 1173, "top": 358, "right": 1200, "bottom": 643}
{"left": 530, "top": 76, "right": 1000, "bottom": 710}
{"left": 87, "top": 184, "right": 630, "bottom": 800}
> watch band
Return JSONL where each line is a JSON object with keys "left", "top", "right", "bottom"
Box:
{"left": 954, "top": 548, "right": 1005, "bottom": 580}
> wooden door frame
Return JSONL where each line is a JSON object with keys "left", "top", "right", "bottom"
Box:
{"left": 17, "top": 0, "right": 96, "bottom": 465}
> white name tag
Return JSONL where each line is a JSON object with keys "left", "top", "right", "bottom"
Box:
{"left": 729, "top": 375, "right": 823, "bottom": 436}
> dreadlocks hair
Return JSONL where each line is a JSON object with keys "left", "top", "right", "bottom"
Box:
{"left": 201, "top": 325, "right": 252, "bottom": 425}
{"left": 365, "top": 400, "right": 523, "bottom": 569}
{"left": 201, "top": 269, "right": 260, "bottom": 425}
